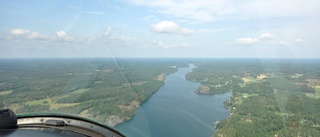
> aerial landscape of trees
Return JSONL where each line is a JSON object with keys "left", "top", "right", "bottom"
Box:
{"left": 186, "top": 59, "right": 320, "bottom": 136}
{"left": 1, "top": 58, "right": 320, "bottom": 136}
{"left": 0, "top": 58, "right": 186, "bottom": 126}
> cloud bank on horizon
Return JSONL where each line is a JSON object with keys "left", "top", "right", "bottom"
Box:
{"left": 0, "top": 0, "right": 319, "bottom": 58}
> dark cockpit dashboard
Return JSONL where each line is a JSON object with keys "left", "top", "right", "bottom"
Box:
{"left": 0, "top": 109, "right": 125, "bottom": 137}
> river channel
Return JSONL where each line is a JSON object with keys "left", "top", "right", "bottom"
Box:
{"left": 115, "top": 65, "right": 230, "bottom": 137}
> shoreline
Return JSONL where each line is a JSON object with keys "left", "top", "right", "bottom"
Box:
{"left": 112, "top": 82, "right": 166, "bottom": 127}
{"left": 112, "top": 71, "right": 176, "bottom": 127}
{"left": 113, "top": 66, "right": 190, "bottom": 127}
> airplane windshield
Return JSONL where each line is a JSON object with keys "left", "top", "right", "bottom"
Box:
{"left": 1, "top": 0, "right": 320, "bottom": 137}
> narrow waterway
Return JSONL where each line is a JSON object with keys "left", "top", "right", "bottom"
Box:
{"left": 115, "top": 65, "right": 230, "bottom": 137}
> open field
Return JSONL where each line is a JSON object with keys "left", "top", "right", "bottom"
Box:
{"left": 0, "top": 90, "right": 13, "bottom": 95}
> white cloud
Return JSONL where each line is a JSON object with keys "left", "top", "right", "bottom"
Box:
{"left": 197, "top": 27, "right": 233, "bottom": 33}
{"left": 10, "top": 29, "right": 46, "bottom": 40}
{"left": 129, "top": 0, "right": 235, "bottom": 23}
{"left": 111, "top": 5, "right": 130, "bottom": 11}
{"left": 259, "top": 33, "right": 274, "bottom": 39}
{"left": 279, "top": 41, "right": 288, "bottom": 45}
{"left": 28, "top": 32, "right": 44, "bottom": 39}
{"left": 11, "top": 29, "right": 30, "bottom": 35}
{"left": 236, "top": 37, "right": 260, "bottom": 45}
{"left": 70, "top": 5, "right": 104, "bottom": 15}
{"left": 128, "top": 0, "right": 320, "bottom": 23}
{"left": 100, "top": 28, "right": 136, "bottom": 43}
{"left": 295, "top": 38, "right": 304, "bottom": 43}
{"left": 239, "top": 0, "right": 320, "bottom": 18}
{"left": 56, "top": 31, "right": 73, "bottom": 42}
{"left": 153, "top": 40, "right": 191, "bottom": 49}
{"left": 161, "top": 43, "right": 190, "bottom": 49}
{"left": 81, "top": 11, "right": 104, "bottom": 15}
{"left": 152, "top": 21, "right": 194, "bottom": 35}
{"left": 6, "top": 28, "right": 137, "bottom": 47}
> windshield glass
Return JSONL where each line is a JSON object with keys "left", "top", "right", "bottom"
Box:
{"left": 1, "top": 0, "right": 320, "bottom": 137}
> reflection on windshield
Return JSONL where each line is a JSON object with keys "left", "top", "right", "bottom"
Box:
{"left": 1, "top": 0, "right": 320, "bottom": 137}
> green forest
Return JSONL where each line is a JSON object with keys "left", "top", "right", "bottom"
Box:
{"left": 186, "top": 59, "right": 320, "bottom": 136}
{"left": 0, "top": 58, "right": 187, "bottom": 126}
{"left": 1, "top": 58, "right": 320, "bottom": 136}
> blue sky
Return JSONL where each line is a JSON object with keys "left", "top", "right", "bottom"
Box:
{"left": 1, "top": 0, "right": 320, "bottom": 58}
